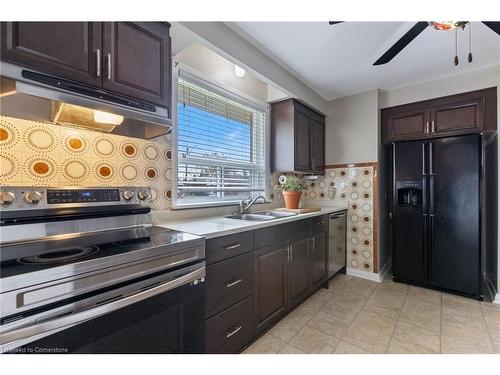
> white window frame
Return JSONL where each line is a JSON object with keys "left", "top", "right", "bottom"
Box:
{"left": 171, "top": 62, "right": 271, "bottom": 209}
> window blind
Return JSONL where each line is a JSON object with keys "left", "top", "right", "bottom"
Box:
{"left": 175, "top": 73, "right": 267, "bottom": 207}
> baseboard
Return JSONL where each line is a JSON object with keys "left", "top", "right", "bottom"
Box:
{"left": 346, "top": 258, "right": 392, "bottom": 283}
{"left": 494, "top": 294, "right": 500, "bottom": 304}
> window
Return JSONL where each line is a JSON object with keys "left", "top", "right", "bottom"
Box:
{"left": 173, "top": 70, "right": 268, "bottom": 208}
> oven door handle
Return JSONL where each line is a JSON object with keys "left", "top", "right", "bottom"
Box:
{"left": 0, "top": 266, "right": 205, "bottom": 352}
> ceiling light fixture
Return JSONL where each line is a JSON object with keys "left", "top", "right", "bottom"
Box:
{"left": 234, "top": 65, "right": 246, "bottom": 78}
{"left": 428, "top": 21, "right": 469, "bottom": 31}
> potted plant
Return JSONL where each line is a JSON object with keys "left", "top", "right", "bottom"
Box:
{"left": 275, "top": 175, "right": 308, "bottom": 209}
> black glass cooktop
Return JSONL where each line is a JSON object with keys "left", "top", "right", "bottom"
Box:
{"left": 0, "top": 226, "right": 203, "bottom": 280}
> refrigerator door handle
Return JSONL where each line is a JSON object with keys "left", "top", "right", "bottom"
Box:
{"left": 429, "top": 142, "right": 435, "bottom": 176}
{"left": 422, "top": 143, "right": 427, "bottom": 175}
{"left": 429, "top": 214, "right": 435, "bottom": 282}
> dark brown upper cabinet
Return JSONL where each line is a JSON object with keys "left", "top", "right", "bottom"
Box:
{"left": 1, "top": 22, "right": 102, "bottom": 86}
{"left": 271, "top": 99, "right": 326, "bottom": 174}
{"left": 1, "top": 22, "right": 171, "bottom": 110}
{"left": 102, "top": 22, "right": 171, "bottom": 107}
{"left": 381, "top": 87, "right": 497, "bottom": 143}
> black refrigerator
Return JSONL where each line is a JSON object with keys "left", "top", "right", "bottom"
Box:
{"left": 392, "top": 134, "right": 497, "bottom": 299}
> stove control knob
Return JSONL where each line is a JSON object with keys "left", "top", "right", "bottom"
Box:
{"left": 123, "top": 190, "right": 134, "bottom": 201}
{"left": 138, "top": 190, "right": 150, "bottom": 201}
{"left": 24, "top": 191, "right": 42, "bottom": 204}
{"left": 0, "top": 191, "right": 16, "bottom": 205}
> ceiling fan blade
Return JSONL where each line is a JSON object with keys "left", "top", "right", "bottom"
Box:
{"left": 328, "top": 21, "right": 344, "bottom": 25}
{"left": 373, "top": 21, "right": 429, "bottom": 66}
{"left": 482, "top": 21, "right": 500, "bottom": 35}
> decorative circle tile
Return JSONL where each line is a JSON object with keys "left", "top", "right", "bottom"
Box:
{"left": 362, "top": 192, "right": 371, "bottom": 200}
{"left": 95, "top": 162, "right": 115, "bottom": 180}
{"left": 163, "top": 187, "right": 172, "bottom": 201}
{"left": 351, "top": 181, "right": 358, "bottom": 188}
{"left": 363, "top": 169, "right": 371, "bottom": 176}
{"left": 163, "top": 167, "right": 172, "bottom": 182}
{"left": 351, "top": 237, "right": 359, "bottom": 245}
{"left": 94, "top": 137, "right": 116, "bottom": 157}
{"left": 143, "top": 144, "right": 160, "bottom": 161}
{"left": 362, "top": 227, "right": 371, "bottom": 235}
{"left": 309, "top": 191, "right": 317, "bottom": 199}
{"left": 351, "top": 226, "right": 358, "bottom": 233}
{"left": 0, "top": 153, "right": 19, "bottom": 178}
{"left": 121, "top": 164, "right": 139, "bottom": 182}
{"left": 63, "top": 133, "right": 88, "bottom": 153}
{"left": 352, "top": 249, "right": 358, "bottom": 256}
{"left": 362, "top": 250, "right": 371, "bottom": 259}
{"left": 144, "top": 166, "right": 159, "bottom": 181}
{"left": 0, "top": 119, "right": 20, "bottom": 148}
{"left": 340, "top": 170, "right": 346, "bottom": 176}
{"left": 63, "top": 159, "right": 87, "bottom": 180}
{"left": 350, "top": 169, "right": 358, "bottom": 177}
{"left": 150, "top": 186, "right": 159, "bottom": 202}
{"left": 362, "top": 180, "right": 371, "bottom": 188}
{"left": 352, "top": 203, "right": 358, "bottom": 210}
{"left": 363, "top": 263, "right": 371, "bottom": 270}
{"left": 363, "top": 239, "right": 371, "bottom": 246}
{"left": 25, "top": 155, "right": 57, "bottom": 180}
{"left": 24, "top": 126, "right": 57, "bottom": 152}
{"left": 363, "top": 216, "right": 371, "bottom": 223}
{"left": 120, "top": 141, "right": 139, "bottom": 159}
{"left": 319, "top": 181, "right": 326, "bottom": 188}
{"left": 351, "top": 259, "right": 359, "bottom": 268}
{"left": 164, "top": 148, "right": 172, "bottom": 161}
{"left": 362, "top": 203, "right": 371, "bottom": 212}
{"left": 350, "top": 192, "right": 359, "bottom": 200}
{"left": 351, "top": 214, "right": 359, "bottom": 222}
{"left": 329, "top": 171, "right": 336, "bottom": 178}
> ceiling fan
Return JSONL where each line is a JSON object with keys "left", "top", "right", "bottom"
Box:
{"left": 328, "top": 21, "right": 500, "bottom": 66}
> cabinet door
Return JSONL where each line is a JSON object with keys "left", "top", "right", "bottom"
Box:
{"left": 102, "top": 22, "right": 171, "bottom": 108}
{"left": 310, "top": 114, "right": 325, "bottom": 173}
{"left": 1, "top": 22, "right": 102, "bottom": 86}
{"left": 287, "top": 237, "right": 309, "bottom": 306}
{"left": 311, "top": 231, "right": 328, "bottom": 288}
{"left": 255, "top": 243, "right": 287, "bottom": 330}
{"left": 430, "top": 97, "right": 484, "bottom": 136}
{"left": 294, "top": 106, "right": 311, "bottom": 171}
{"left": 386, "top": 106, "right": 430, "bottom": 142}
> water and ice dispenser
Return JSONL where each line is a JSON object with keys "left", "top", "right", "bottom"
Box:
{"left": 396, "top": 181, "right": 423, "bottom": 206}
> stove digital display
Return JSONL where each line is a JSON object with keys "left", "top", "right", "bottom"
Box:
{"left": 47, "top": 189, "right": 120, "bottom": 204}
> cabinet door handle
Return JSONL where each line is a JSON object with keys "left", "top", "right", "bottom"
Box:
{"left": 225, "top": 279, "right": 242, "bottom": 288}
{"left": 225, "top": 243, "right": 241, "bottom": 250}
{"left": 226, "top": 325, "right": 242, "bottom": 338}
{"left": 106, "top": 53, "right": 112, "bottom": 80}
{"left": 425, "top": 121, "right": 429, "bottom": 134}
{"left": 431, "top": 120, "right": 435, "bottom": 133}
{"left": 311, "top": 237, "right": 315, "bottom": 252}
{"left": 290, "top": 245, "right": 293, "bottom": 262}
{"left": 96, "top": 49, "right": 101, "bottom": 77}
{"left": 286, "top": 245, "right": 291, "bottom": 263}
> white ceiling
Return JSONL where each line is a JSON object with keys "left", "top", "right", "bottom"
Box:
{"left": 227, "top": 22, "right": 500, "bottom": 101}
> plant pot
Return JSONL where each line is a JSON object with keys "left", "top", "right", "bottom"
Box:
{"left": 282, "top": 191, "right": 302, "bottom": 209}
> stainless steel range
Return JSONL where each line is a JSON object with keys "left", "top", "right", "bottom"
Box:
{"left": 0, "top": 186, "right": 205, "bottom": 354}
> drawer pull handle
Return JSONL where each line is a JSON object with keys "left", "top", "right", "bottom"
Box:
{"left": 226, "top": 325, "right": 242, "bottom": 338}
{"left": 225, "top": 279, "right": 243, "bottom": 288}
{"left": 225, "top": 243, "right": 241, "bottom": 250}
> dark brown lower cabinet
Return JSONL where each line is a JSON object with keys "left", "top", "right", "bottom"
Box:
{"left": 204, "top": 215, "right": 333, "bottom": 353}
{"left": 205, "top": 296, "right": 255, "bottom": 354}
{"left": 311, "top": 230, "right": 328, "bottom": 288}
{"left": 255, "top": 243, "right": 287, "bottom": 331}
{"left": 287, "top": 237, "right": 310, "bottom": 307}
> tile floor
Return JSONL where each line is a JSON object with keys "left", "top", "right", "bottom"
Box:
{"left": 243, "top": 274, "right": 500, "bottom": 354}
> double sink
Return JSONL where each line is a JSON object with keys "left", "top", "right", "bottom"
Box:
{"left": 225, "top": 211, "right": 297, "bottom": 221}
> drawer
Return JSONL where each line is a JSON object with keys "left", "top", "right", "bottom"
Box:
{"left": 312, "top": 215, "right": 328, "bottom": 232}
{"left": 255, "top": 220, "right": 310, "bottom": 249}
{"left": 206, "top": 231, "right": 254, "bottom": 264}
{"left": 205, "top": 252, "right": 254, "bottom": 318}
{"left": 205, "top": 295, "right": 255, "bottom": 354}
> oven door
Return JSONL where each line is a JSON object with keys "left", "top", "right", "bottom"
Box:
{"left": 1, "top": 262, "right": 205, "bottom": 354}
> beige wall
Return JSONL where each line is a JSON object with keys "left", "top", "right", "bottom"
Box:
{"left": 325, "top": 89, "right": 379, "bottom": 165}
{"left": 175, "top": 43, "right": 268, "bottom": 102}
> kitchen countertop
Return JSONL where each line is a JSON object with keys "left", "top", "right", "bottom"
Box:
{"left": 156, "top": 206, "right": 347, "bottom": 239}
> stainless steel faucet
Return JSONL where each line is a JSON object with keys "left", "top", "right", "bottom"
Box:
{"left": 239, "top": 195, "right": 266, "bottom": 214}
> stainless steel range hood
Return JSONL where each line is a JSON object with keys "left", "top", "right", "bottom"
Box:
{"left": 0, "top": 62, "right": 172, "bottom": 139}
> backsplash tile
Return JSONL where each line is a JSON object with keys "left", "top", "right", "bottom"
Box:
{"left": 302, "top": 163, "right": 379, "bottom": 273}
{"left": 0, "top": 115, "right": 172, "bottom": 210}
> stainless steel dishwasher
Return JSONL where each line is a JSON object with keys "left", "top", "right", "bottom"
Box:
{"left": 328, "top": 210, "right": 347, "bottom": 277}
